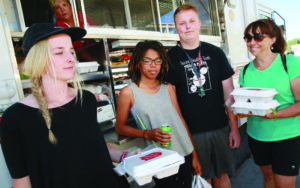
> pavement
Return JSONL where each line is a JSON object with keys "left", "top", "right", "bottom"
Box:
{"left": 129, "top": 155, "right": 300, "bottom": 188}
{"left": 231, "top": 155, "right": 300, "bottom": 188}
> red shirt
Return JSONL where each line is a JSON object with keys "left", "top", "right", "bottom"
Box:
{"left": 55, "top": 11, "right": 96, "bottom": 47}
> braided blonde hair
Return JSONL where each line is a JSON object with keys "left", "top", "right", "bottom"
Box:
{"left": 24, "top": 39, "right": 83, "bottom": 144}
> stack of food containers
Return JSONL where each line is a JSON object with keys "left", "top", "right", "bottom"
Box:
{"left": 116, "top": 148, "right": 184, "bottom": 186}
{"left": 231, "top": 87, "right": 280, "bottom": 116}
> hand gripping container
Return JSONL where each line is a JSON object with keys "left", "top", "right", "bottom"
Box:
{"left": 122, "top": 148, "right": 185, "bottom": 186}
{"left": 231, "top": 87, "right": 278, "bottom": 103}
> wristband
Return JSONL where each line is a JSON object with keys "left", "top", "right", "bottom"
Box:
{"left": 124, "top": 151, "right": 128, "bottom": 159}
{"left": 120, "top": 151, "right": 129, "bottom": 162}
{"left": 119, "top": 151, "right": 126, "bottom": 163}
{"left": 143, "top": 130, "right": 146, "bottom": 138}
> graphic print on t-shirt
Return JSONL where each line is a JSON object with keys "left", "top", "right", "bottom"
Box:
{"left": 182, "top": 57, "right": 211, "bottom": 94}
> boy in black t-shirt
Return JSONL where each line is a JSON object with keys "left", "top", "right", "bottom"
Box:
{"left": 167, "top": 3, "right": 240, "bottom": 187}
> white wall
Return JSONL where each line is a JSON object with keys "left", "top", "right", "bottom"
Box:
{"left": 0, "top": 0, "right": 22, "bottom": 111}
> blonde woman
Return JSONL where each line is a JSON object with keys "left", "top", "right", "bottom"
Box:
{"left": 0, "top": 23, "right": 139, "bottom": 188}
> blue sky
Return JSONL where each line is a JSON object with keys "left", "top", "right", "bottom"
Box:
{"left": 271, "top": 0, "right": 300, "bottom": 41}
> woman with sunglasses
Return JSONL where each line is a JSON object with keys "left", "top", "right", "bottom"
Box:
{"left": 239, "top": 19, "right": 300, "bottom": 188}
{"left": 115, "top": 41, "right": 201, "bottom": 188}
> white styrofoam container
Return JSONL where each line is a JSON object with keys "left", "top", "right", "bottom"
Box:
{"left": 122, "top": 148, "right": 185, "bottom": 186}
{"left": 232, "top": 100, "right": 280, "bottom": 116}
{"left": 97, "top": 104, "right": 115, "bottom": 123}
{"left": 231, "top": 87, "right": 278, "bottom": 103}
{"left": 76, "top": 61, "right": 99, "bottom": 74}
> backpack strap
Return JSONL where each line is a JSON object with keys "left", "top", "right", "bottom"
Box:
{"left": 280, "top": 54, "right": 287, "bottom": 73}
{"left": 242, "top": 63, "right": 250, "bottom": 79}
{"left": 243, "top": 54, "right": 287, "bottom": 80}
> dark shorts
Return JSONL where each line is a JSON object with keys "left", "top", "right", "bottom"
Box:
{"left": 115, "top": 173, "right": 130, "bottom": 188}
{"left": 153, "top": 153, "right": 193, "bottom": 188}
{"left": 191, "top": 124, "right": 235, "bottom": 179}
{"left": 248, "top": 135, "right": 300, "bottom": 176}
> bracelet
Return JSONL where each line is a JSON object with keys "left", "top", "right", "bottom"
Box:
{"left": 119, "top": 151, "right": 125, "bottom": 163}
{"left": 124, "top": 152, "right": 128, "bottom": 159}
{"left": 143, "top": 130, "right": 146, "bottom": 139}
{"left": 120, "top": 151, "right": 129, "bottom": 162}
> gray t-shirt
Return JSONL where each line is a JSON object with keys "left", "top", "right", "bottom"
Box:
{"left": 130, "top": 83, "right": 193, "bottom": 156}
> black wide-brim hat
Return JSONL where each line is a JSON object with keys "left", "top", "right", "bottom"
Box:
{"left": 23, "top": 23, "right": 87, "bottom": 56}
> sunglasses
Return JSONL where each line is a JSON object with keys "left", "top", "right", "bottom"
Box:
{"left": 243, "top": 33, "right": 268, "bottom": 43}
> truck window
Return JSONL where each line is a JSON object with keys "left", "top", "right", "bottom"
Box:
{"left": 186, "top": 0, "right": 220, "bottom": 36}
{"left": 20, "top": 0, "right": 53, "bottom": 26}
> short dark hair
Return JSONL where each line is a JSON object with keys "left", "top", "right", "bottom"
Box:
{"left": 128, "top": 41, "right": 169, "bottom": 86}
{"left": 244, "top": 19, "right": 286, "bottom": 54}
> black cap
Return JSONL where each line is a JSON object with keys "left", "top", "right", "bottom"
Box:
{"left": 23, "top": 23, "right": 87, "bottom": 56}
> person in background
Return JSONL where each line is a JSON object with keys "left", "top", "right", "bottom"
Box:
{"left": 49, "top": 0, "right": 96, "bottom": 28}
{"left": 238, "top": 19, "right": 300, "bottom": 188}
{"left": 49, "top": 0, "right": 97, "bottom": 62}
{"left": 0, "top": 23, "right": 140, "bottom": 188}
{"left": 167, "top": 3, "right": 240, "bottom": 187}
{"left": 115, "top": 40, "right": 201, "bottom": 188}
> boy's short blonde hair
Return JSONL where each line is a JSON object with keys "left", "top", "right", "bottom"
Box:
{"left": 174, "top": 3, "right": 198, "bottom": 24}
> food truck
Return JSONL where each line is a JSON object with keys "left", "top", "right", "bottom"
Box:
{"left": 0, "top": 0, "right": 283, "bottom": 186}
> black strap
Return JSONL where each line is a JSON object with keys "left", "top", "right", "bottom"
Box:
{"left": 242, "top": 63, "right": 250, "bottom": 79}
{"left": 243, "top": 54, "right": 287, "bottom": 79}
{"left": 280, "top": 54, "right": 287, "bottom": 72}
{"left": 179, "top": 42, "right": 201, "bottom": 80}
{"left": 179, "top": 42, "right": 205, "bottom": 97}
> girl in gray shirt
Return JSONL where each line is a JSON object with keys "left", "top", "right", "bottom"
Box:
{"left": 115, "top": 41, "right": 201, "bottom": 188}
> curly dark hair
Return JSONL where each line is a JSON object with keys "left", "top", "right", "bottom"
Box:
{"left": 128, "top": 40, "right": 169, "bottom": 86}
{"left": 244, "top": 19, "right": 286, "bottom": 54}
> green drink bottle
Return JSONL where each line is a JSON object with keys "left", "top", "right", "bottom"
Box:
{"left": 160, "top": 124, "right": 172, "bottom": 147}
